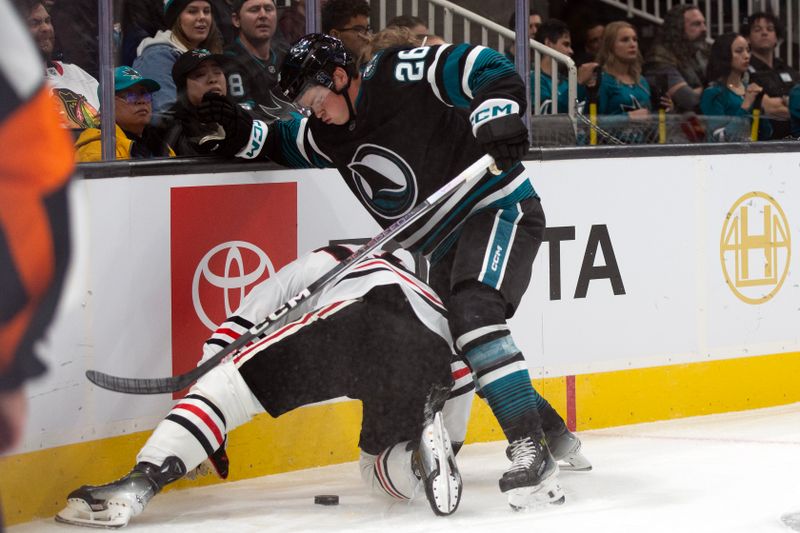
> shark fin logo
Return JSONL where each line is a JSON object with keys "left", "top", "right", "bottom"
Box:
{"left": 347, "top": 144, "right": 418, "bottom": 219}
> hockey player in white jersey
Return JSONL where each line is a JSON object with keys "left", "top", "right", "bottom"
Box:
{"left": 56, "top": 246, "right": 464, "bottom": 527}
{"left": 196, "top": 33, "right": 590, "bottom": 509}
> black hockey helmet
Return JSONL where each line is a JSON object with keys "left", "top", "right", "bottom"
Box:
{"left": 276, "top": 33, "right": 356, "bottom": 102}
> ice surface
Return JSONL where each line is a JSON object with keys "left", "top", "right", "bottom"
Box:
{"left": 12, "top": 403, "right": 800, "bottom": 532}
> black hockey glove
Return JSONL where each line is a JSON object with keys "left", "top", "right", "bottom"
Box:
{"left": 197, "top": 92, "right": 254, "bottom": 157}
{"left": 474, "top": 114, "right": 529, "bottom": 172}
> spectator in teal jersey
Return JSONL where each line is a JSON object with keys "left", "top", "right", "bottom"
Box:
{"left": 790, "top": 84, "right": 800, "bottom": 137}
{"left": 597, "top": 21, "right": 668, "bottom": 117}
{"left": 700, "top": 32, "right": 774, "bottom": 141}
{"left": 532, "top": 19, "right": 597, "bottom": 114}
{"left": 595, "top": 21, "right": 671, "bottom": 143}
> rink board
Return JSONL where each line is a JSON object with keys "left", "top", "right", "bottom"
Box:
{"left": 3, "top": 152, "right": 800, "bottom": 525}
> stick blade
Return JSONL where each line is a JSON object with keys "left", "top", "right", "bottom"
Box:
{"left": 85, "top": 369, "right": 186, "bottom": 395}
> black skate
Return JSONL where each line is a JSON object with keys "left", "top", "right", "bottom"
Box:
{"left": 414, "top": 411, "right": 462, "bottom": 516}
{"left": 55, "top": 456, "right": 185, "bottom": 528}
{"left": 499, "top": 434, "right": 564, "bottom": 510}
{"left": 545, "top": 423, "right": 592, "bottom": 472}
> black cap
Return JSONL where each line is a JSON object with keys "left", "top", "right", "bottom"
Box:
{"left": 172, "top": 49, "right": 229, "bottom": 89}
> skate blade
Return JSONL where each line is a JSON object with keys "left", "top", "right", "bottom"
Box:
{"left": 506, "top": 469, "right": 565, "bottom": 511}
{"left": 55, "top": 500, "right": 132, "bottom": 529}
{"left": 558, "top": 450, "right": 592, "bottom": 472}
{"left": 422, "top": 412, "right": 462, "bottom": 516}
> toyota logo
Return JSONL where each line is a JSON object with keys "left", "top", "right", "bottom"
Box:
{"left": 192, "top": 241, "right": 275, "bottom": 330}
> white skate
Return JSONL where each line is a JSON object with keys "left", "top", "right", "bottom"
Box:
{"left": 415, "top": 411, "right": 462, "bottom": 515}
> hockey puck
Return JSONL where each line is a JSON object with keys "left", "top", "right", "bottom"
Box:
{"left": 314, "top": 495, "right": 339, "bottom": 506}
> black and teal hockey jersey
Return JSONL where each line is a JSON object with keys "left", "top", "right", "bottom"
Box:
{"left": 245, "top": 43, "right": 537, "bottom": 258}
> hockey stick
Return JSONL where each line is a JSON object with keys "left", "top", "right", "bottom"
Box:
{"left": 86, "top": 154, "right": 498, "bottom": 394}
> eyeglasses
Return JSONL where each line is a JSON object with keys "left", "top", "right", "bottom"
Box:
{"left": 115, "top": 91, "right": 153, "bottom": 104}
{"left": 336, "top": 25, "right": 371, "bottom": 35}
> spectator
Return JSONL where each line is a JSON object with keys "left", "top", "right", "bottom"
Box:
{"left": 505, "top": 7, "right": 542, "bottom": 63}
{"left": 596, "top": 21, "right": 673, "bottom": 143}
{"left": 700, "top": 32, "right": 773, "bottom": 141}
{"left": 644, "top": 4, "right": 710, "bottom": 112}
{"left": 276, "top": 0, "right": 306, "bottom": 49}
{"left": 742, "top": 11, "right": 796, "bottom": 138}
{"left": 223, "top": 0, "right": 283, "bottom": 119}
{"left": 75, "top": 66, "right": 175, "bottom": 161}
{"left": 133, "top": 0, "right": 223, "bottom": 125}
{"left": 321, "top": 0, "right": 370, "bottom": 59}
{"left": 743, "top": 12, "right": 800, "bottom": 97}
{"left": 533, "top": 18, "right": 598, "bottom": 114}
{"left": 575, "top": 21, "right": 604, "bottom": 66}
{"left": 163, "top": 49, "right": 230, "bottom": 155}
{"left": 597, "top": 21, "right": 665, "bottom": 117}
{"left": 121, "top": 0, "right": 166, "bottom": 66}
{"left": 789, "top": 84, "right": 800, "bottom": 137}
{"left": 15, "top": 0, "right": 100, "bottom": 131}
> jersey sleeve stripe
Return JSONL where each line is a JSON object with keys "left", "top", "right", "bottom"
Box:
{"left": 442, "top": 44, "right": 471, "bottom": 108}
{"left": 273, "top": 119, "right": 314, "bottom": 168}
{"left": 306, "top": 128, "right": 333, "bottom": 164}
{"left": 461, "top": 47, "right": 484, "bottom": 100}
{"left": 468, "top": 48, "right": 517, "bottom": 94}
{"left": 294, "top": 118, "right": 312, "bottom": 164}
{"left": 426, "top": 44, "right": 453, "bottom": 107}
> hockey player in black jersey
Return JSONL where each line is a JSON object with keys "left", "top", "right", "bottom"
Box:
{"left": 196, "top": 33, "right": 590, "bottom": 509}
{"left": 56, "top": 247, "right": 464, "bottom": 527}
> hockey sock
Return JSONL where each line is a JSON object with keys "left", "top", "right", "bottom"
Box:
{"left": 138, "top": 361, "right": 263, "bottom": 471}
{"left": 460, "top": 332, "right": 543, "bottom": 441}
{"left": 138, "top": 392, "right": 228, "bottom": 472}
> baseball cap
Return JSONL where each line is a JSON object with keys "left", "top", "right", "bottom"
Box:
{"left": 172, "top": 49, "right": 228, "bottom": 88}
{"left": 114, "top": 66, "right": 161, "bottom": 93}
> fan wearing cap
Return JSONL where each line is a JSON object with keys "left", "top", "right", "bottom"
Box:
{"left": 223, "top": 0, "right": 284, "bottom": 120}
{"left": 163, "top": 49, "right": 232, "bottom": 155}
{"left": 132, "top": 0, "right": 223, "bottom": 125}
{"left": 75, "top": 66, "right": 176, "bottom": 161}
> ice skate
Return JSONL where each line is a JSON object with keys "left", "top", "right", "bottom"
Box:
{"left": 55, "top": 456, "right": 185, "bottom": 528}
{"left": 545, "top": 423, "right": 592, "bottom": 472}
{"left": 414, "top": 411, "right": 462, "bottom": 516}
{"left": 499, "top": 434, "right": 564, "bottom": 510}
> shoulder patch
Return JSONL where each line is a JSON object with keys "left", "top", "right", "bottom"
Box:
{"left": 362, "top": 51, "right": 383, "bottom": 80}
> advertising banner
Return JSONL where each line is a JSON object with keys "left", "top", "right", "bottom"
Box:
{"left": 170, "top": 183, "right": 297, "bottom": 396}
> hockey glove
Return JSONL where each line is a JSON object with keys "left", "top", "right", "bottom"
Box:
{"left": 197, "top": 92, "right": 255, "bottom": 157}
{"left": 474, "top": 114, "right": 529, "bottom": 172}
